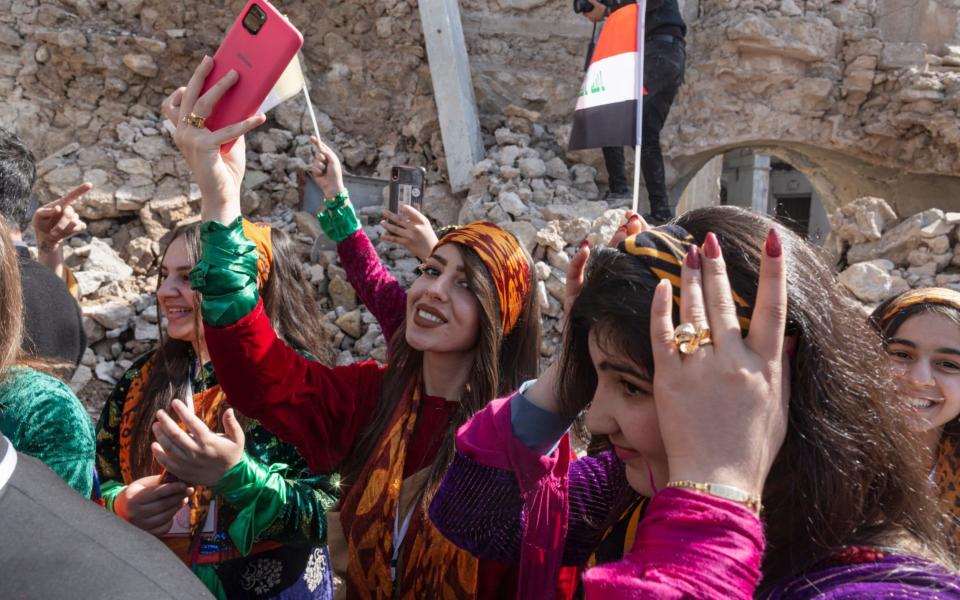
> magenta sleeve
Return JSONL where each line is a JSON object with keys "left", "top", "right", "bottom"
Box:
{"left": 336, "top": 229, "right": 407, "bottom": 343}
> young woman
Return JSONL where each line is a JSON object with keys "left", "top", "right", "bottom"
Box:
{"left": 161, "top": 57, "right": 551, "bottom": 599}
{"left": 0, "top": 218, "right": 95, "bottom": 497}
{"left": 428, "top": 207, "right": 960, "bottom": 597}
{"left": 95, "top": 221, "right": 340, "bottom": 599}
{"left": 870, "top": 288, "right": 960, "bottom": 553}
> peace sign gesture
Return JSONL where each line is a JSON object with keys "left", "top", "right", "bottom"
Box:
{"left": 161, "top": 55, "right": 266, "bottom": 225}
{"left": 651, "top": 229, "right": 790, "bottom": 500}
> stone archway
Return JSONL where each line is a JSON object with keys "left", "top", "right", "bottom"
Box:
{"left": 669, "top": 140, "right": 960, "bottom": 219}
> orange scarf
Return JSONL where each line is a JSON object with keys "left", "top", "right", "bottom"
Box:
{"left": 118, "top": 354, "right": 228, "bottom": 562}
{"left": 339, "top": 383, "right": 479, "bottom": 599}
{"left": 935, "top": 434, "right": 960, "bottom": 552}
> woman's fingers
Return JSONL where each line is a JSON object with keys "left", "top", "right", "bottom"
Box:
{"left": 381, "top": 208, "right": 403, "bottom": 224}
{"left": 380, "top": 219, "right": 407, "bottom": 237}
{"left": 210, "top": 113, "right": 266, "bottom": 145}
{"left": 649, "top": 279, "right": 681, "bottom": 373}
{"left": 745, "top": 228, "right": 788, "bottom": 360}
{"left": 700, "top": 232, "right": 742, "bottom": 348}
{"left": 192, "top": 69, "right": 239, "bottom": 120}
{"left": 563, "top": 240, "right": 590, "bottom": 315}
{"left": 170, "top": 399, "right": 214, "bottom": 443}
{"left": 678, "top": 245, "right": 708, "bottom": 331}
{"left": 398, "top": 203, "right": 427, "bottom": 224}
{"left": 161, "top": 87, "right": 185, "bottom": 123}
{"left": 178, "top": 56, "right": 214, "bottom": 123}
{"left": 153, "top": 408, "right": 201, "bottom": 454}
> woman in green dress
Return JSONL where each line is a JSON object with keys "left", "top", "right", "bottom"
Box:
{"left": 0, "top": 217, "right": 95, "bottom": 497}
{"left": 96, "top": 221, "right": 341, "bottom": 599}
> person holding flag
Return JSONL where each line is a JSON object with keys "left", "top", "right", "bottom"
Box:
{"left": 573, "top": 0, "right": 686, "bottom": 224}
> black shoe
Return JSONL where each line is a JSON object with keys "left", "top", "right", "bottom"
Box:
{"left": 604, "top": 187, "right": 631, "bottom": 201}
{"left": 643, "top": 211, "right": 672, "bottom": 225}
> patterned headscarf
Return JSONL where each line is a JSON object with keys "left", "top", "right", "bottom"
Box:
{"left": 618, "top": 224, "right": 754, "bottom": 331}
{"left": 435, "top": 221, "right": 532, "bottom": 335}
{"left": 874, "top": 288, "right": 960, "bottom": 336}
{"left": 241, "top": 219, "right": 273, "bottom": 289}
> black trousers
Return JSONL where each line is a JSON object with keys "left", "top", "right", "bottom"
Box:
{"left": 603, "top": 36, "right": 685, "bottom": 215}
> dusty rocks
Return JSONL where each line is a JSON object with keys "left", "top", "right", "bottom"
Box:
{"left": 835, "top": 199, "right": 960, "bottom": 307}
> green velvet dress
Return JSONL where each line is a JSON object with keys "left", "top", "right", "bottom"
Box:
{"left": 96, "top": 350, "right": 341, "bottom": 599}
{"left": 0, "top": 366, "right": 95, "bottom": 496}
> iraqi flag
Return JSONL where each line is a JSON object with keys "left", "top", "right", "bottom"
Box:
{"left": 568, "top": 2, "right": 644, "bottom": 151}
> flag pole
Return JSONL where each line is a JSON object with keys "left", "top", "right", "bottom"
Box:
{"left": 301, "top": 71, "right": 323, "bottom": 143}
{"left": 632, "top": 0, "right": 647, "bottom": 214}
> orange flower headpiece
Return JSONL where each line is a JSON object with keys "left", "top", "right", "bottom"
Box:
{"left": 435, "top": 221, "right": 532, "bottom": 335}
{"left": 242, "top": 219, "right": 273, "bottom": 290}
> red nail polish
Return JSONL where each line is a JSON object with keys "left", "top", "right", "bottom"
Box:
{"left": 580, "top": 239, "right": 589, "bottom": 250}
{"left": 628, "top": 214, "right": 640, "bottom": 223}
{"left": 703, "top": 232, "right": 720, "bottom": 259}
{"left": 765, "top": 228, "right": 782, "bottom": 258}
{"left": 685, "top": 244, "right": 700, "bottom": 269}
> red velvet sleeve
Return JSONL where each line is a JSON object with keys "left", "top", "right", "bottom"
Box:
{"left": 203, "top": 299, "right": 386, "bottom": 473}
{"left": 337, "top": 229, "right": 407, "bottom": 342}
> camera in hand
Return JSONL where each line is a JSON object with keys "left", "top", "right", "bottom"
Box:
{"left": 573, "top": 0, "right": 618, "bottom": 13}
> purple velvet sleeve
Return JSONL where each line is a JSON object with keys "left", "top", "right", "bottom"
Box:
{"left": 430, "top": 449, "right": 629, "bottom": 566}
{"left": 336, "top": 229, "right": 406, "bottom": 342}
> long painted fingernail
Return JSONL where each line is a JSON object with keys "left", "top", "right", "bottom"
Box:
{"left": 685, "top": 244, "right": 700, "bottom": 269}
{"left": 703, "top": 232, "right": 720, "bottom": 259}
{"left": 628, "top": 214, "right": 640, "bottom": 223}
{"left": 579, "top": 239, "right": 589, "bottom": 251}
{"left": 765, "top": 228, "right": 782, "bottom": 258}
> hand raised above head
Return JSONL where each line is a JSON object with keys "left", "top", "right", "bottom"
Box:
{"left": 164, "top": 56, "right": 266, "bottom": 225}
{"left": 310, "top": 136, "right": 346, "bottom": 200}
{"left": 32, "top": 182, "right": 92, "bottom": 251}
{"left": 651, "top": 229, "right": 789, "bottom": 501}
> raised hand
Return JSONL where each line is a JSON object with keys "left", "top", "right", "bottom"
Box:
{"left": 113, "top": 474, "right": 193, "bottom": 536}
{"left": 32, "top": 182, "right": 92, "bottom": 279}
{"left": 161, "top": 56, "right": 266, "bottom": 224}
{"left": 380, "top": 204, "right": 438, "bottom": 261}
{"left": 607, "top": 211, "right": 647, "bottom": 249}
{"left": 650, "top": 229, "right": 789, "bottom": 499}
{"left": 151, "top": 399, "right": 245, "bottom": 487}
{"left": 310, "top": 136, "right": 346, "bottom": 199}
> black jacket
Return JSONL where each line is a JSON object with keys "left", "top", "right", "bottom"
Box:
{"left": 16, "top": 245, "right": 86, "bottom": 368}
{"left": 610, "top": 0, "right": 686, "bottom": 39}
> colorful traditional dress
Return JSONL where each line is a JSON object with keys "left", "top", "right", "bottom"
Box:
{"left": 190, "top": 212, "right": 540, "bottom": 599}
{"left": 429, "top": 393, "right": 960, "bottom": 598}
{"left": 0, "top": 365, "right": 94, "bottom": 496}
{"left": 96, "top": 350, "right": 339, "bottom": 599}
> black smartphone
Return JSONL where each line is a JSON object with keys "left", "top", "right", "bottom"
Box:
{"left": 388, "top": 166, "right": 426, "bottom": 214}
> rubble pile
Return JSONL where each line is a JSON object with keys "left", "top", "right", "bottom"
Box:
{"left": 833, "top": 197, "right": 960, "bottom": 308}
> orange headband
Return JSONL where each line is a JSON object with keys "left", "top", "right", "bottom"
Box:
{"left": 242, "top": 219, "right": 273, "bottom": 289}
{"left": 881, "top": 287, "right": 960, "bottom": 325}
{"left": 435, "top": 221, "right": 532, "bottom": 334}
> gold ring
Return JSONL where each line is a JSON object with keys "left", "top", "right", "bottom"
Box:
{"left": 183, "top": 112, "right": 206, "bottom": 129}
{"left": 674, "top": 323, "right": 712, "bottom": 354}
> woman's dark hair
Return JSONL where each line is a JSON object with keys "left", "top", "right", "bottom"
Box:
{"left": 557, "top": 205, "right": 950, "bottom": 585}
{"left": 343, "top": 242, "right": 541, "bottom": 498}
{"left": 129, "top": 223, "right": 336, "bottom": 477}
{"left": 262, "top": 227, "right": 336, "bottom": 366}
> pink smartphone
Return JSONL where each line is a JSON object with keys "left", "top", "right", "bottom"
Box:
{"left": 200, "top": 0, "right": 303, "bottom": 153}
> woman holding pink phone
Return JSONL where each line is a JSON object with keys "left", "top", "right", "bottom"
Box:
{"left": 161, "top": 57, "right": 577, "bottom": 600}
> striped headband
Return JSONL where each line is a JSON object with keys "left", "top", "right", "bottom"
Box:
{"left": 435, "top": 221, "right": 532, "bottom": 335}
{"left": 618, "top": 224, "right": 753, "bottom": 331}
{"left": 880, "top": 287, "right": 960, "bottom": 326}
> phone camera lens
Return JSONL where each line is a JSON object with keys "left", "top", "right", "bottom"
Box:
{"left": 243, "top": 4, "right": 267, "bottom": 35}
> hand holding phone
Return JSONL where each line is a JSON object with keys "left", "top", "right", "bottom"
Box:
{"left": 200, "top": 0, "right": 303, "bottom": 153}
{"left": 388, "top": 166, "right": 426, "bottom": 214}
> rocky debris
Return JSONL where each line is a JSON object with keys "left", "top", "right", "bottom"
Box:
{"left": 835, "top": 200, "right": 960, "bottom": 309}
